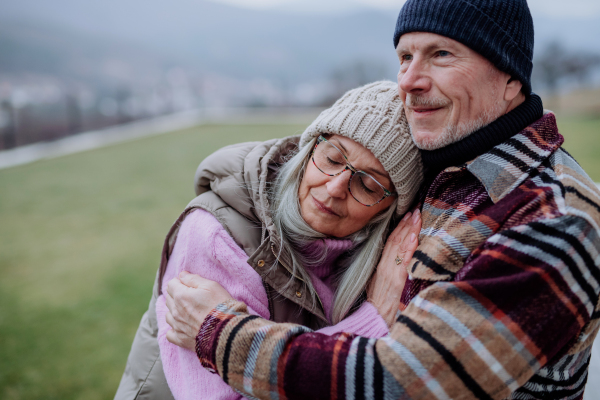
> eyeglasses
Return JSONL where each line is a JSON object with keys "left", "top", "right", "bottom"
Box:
{"left": 311, "top": 136, "right": 395, "bottom": 207}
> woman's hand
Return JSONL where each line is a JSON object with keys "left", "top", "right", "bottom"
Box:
{"left": 367, "top": 208, "right": 421, "bottom": 328}
{"left": 165, "top": 271, "right": 233, "bottom": 351}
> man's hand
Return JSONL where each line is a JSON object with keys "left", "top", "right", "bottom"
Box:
{"left": 165, "top": 271, "right": 233, "bottom": 351}
{"left": 367, "top": 208, "right": 421, "bottom": 327}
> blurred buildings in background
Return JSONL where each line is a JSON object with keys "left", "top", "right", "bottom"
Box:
{"left": 1, "top": 0, "right": 600, "bottom": 150}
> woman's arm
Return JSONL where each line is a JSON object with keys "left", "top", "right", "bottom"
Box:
{"left": 156, "top": 209, "right": 269, "bottom": 400}
{"left": 163, "top": 210, "right": 424, "bottom": 399}
{"left": 158, "top": 207, "right": 406, "bottom": 398}
{"left": 165, "top": 208, "right": 421, "bottom": 350}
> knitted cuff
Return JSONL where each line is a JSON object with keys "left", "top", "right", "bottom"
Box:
{"left": 196, "top": 299, "right": 247, "bottom": 374}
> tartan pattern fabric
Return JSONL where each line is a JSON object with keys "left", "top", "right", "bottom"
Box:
{"left": 196, "top": 113, "right": 600, "bottom": 400}
{"left": 195, "top": 300, "right": 242, "bottom": 374}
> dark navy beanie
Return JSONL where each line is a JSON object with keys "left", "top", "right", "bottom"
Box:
{"left": 393, "top": 0, "right": 535, "bottom": 95}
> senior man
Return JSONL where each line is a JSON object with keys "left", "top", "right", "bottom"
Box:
{"left": 165, "top": 0, "right": 600, "bottom": 398}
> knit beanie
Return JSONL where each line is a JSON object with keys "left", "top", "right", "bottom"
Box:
{"left": 393, "top": 0, "right": 535, "bottom": 95}
{"left": 300, "top": 81, "right": 423, "bottom": 216}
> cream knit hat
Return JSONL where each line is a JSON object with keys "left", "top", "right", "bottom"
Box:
{"left": 299, "top": 81, "right": 423, "bottom": 216}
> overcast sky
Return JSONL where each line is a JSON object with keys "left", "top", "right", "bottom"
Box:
{"left": 208, "top": 0, "right": 600, "bottom": 19}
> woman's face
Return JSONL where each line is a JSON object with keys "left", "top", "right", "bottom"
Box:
{"left": 299, "top": 135, "right": 395, "bottom": 238}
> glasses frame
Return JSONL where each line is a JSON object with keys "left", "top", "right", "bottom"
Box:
{"left": 311, "top": 135, "right": 395, "bottom": 207}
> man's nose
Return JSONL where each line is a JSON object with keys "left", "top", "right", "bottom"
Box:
{"left": 398, "top": 60, "right": 431, "bottom": 95}
{"left": 326, "top": 170, "right": 351, "bottom": 199}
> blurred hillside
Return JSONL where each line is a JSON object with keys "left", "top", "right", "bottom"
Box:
{"left": 3, "top": 0, "right": 600, "bottom": 84}
{"left": 0, "top": 0, "right": 401, "bottom": 106}
{"left": 1, "top": 0, "right": 599, "bottom": 149}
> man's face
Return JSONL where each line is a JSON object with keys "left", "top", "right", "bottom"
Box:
{"left": 396, "top": 32, "right": 509, "bottom": 150}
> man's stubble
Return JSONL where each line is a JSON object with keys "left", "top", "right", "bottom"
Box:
{"left": 406, "top": 68, "right": 505, "bottom": 150}
{"left": 405, "top": 85, "right": 504, "bottom": 151}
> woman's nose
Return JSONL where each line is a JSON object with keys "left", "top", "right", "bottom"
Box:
{"left": 326, "top": 170, "right": 351, "bottom": 199}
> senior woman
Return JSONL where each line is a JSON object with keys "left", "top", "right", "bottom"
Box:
{"left": 115, "top": 81, "right": 423, "bottom": 400}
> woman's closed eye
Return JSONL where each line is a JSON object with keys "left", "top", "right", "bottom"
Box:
{"left": 357, "top": 176, "right": 377, "bottom": 194}
{"left": 326, "top": 156, "right": 343, "bottom": 166}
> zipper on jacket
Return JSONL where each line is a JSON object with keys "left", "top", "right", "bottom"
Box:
{"left": 262, "top": 281, "right": 276, "bottom": 321}
{"left": 270, "top": 244, "right": 326, "bottom": 320}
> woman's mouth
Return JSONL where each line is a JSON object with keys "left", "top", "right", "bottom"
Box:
{"left": 312, "top": 197, "right": 339, "bottom": 216}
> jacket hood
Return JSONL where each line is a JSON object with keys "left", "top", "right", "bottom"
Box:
{"left": 194, "top": 136, "right": 301, "bottom": 245}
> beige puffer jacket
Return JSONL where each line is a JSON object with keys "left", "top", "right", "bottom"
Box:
{"left": 114, "top": 136, "right": 330, "bottom": 400}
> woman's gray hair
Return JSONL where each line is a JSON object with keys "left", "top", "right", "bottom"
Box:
{"left": 270, "top": 136, "right": 397, "bottom": 325}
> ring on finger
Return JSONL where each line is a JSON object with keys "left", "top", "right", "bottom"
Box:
{"left": 395, "top": 255, "right": 403, "bottom": 265}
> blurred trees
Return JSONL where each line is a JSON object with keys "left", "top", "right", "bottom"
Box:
{"left": 320, "top": 61, "right": 391, "bottom": 107}
{"left": 0, "top": 101, "right": 16, "bottom": 149}
{"left": 534, "top": 41, "right": 600, "bottom": 96}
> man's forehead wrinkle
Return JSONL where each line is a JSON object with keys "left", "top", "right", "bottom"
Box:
{"left": 398, "top": 34, "right": 459, "bottom": 54}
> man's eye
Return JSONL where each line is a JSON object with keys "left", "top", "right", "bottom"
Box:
{"left": 400, "top": 54, "right": 413, "bottom": 63}
{"left": 438, "top": 50, "right": 451, "bottom": 57}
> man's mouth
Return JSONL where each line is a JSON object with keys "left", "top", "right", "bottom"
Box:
{"left": 410, "top": 107, "right": 443, "bottom": 115}
{"left": 405, "top": 94, "right": 449, "bottom": 117}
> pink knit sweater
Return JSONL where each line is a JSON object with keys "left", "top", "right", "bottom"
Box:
{"left": 156, "top": 209, "right": 388, "bottom": 400}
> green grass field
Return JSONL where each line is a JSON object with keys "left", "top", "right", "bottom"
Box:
{"left": 0, "top": 123, "right": 307, "bottom": 400}
{"left": 0, "top": 117, "right": 598, "bottom": 399}
{"left": 558, "top": 115, "right": 600, "bottom": 180}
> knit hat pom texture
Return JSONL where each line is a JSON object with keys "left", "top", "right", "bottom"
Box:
{"left": 300, "top": 81, "right": 423, "bottom": 216}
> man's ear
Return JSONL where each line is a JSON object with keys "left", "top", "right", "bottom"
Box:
{"left": 504, "top": 77, "right": 523, "bottom": 102}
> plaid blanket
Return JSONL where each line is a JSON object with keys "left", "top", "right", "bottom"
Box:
{"left": 197, "top": 112, "right": 600, "bottom": 400}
